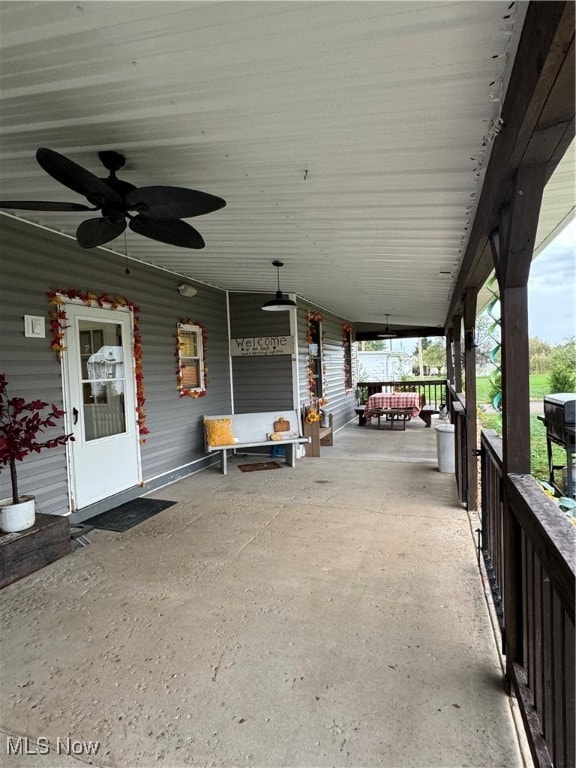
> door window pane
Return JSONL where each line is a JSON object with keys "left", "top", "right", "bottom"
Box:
{"left": 79, "top": 320, "right": 127, "bottom": 441}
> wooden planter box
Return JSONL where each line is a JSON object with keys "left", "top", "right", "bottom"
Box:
{"left": 303, "top": 414, "right": 334, "bottom": 457}
{"left": 0, "top": 513, "right": 71, "bottom": 589}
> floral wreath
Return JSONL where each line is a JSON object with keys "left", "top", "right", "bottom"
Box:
{"left": 47, "top": 289, "right": 149, "bottom": 442}
{"left": 306, "top": 310, "right": 327, "bottom": 403}
{"left": 342, "top": 322, "right": 354, "bottom": 393}
{"left": 175, "top": 319, "right": 208, "bottom": 398}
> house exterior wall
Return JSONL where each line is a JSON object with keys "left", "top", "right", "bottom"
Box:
{"left": 228, "top": 293, "right": 294, "bottom": 413}
{"left": 0, "top": 218, "right": 358, "bottom": 518}
{"left": 296, "top": 301, "right": 357, "bottom": 430}
{"left": 357, "top": 350, "right": 413, "bottom": 381}
{"left": 0, "top": 217, "right": 231, "bottom": 517}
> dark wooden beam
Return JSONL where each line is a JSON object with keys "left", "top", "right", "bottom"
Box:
{"left": 446, "top": 328, "right": 454, "bottom": 384}
{"left": 453, "top": 314, "right": 462, "bottom": 392}
{"left": 500, "top": 286, "right": 531, "bottom": 474}
{"left": 464, "top": 289, "right": 478, "bottom": 510}
{"left": 447, "top": 1, "right": 575, "bottom": 321}
{"left": 354, "top": 326, "right": 444, "bottom": 342}
{"left": 490, "top": 162, "right": 548, "bottom": 474}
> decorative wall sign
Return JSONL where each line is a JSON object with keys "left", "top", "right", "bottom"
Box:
{"left": 230, "top": 335, "right": 294, "bottom": 357}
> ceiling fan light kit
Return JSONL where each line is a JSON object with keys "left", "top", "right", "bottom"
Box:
{"left": 0, "top": 148, "right": 226, "bottom": 250}
{"left": 261, "top": 260, "right": 297, "bottom": 311}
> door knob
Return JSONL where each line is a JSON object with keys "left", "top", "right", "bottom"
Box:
{"left": 73, "top": 407, "right": 79, "bottom": 425}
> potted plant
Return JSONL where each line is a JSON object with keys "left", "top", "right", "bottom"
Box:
{"left": 0, "top": 374, "right": 73, "bottom": 533}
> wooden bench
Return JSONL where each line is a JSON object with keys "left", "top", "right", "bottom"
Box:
{"left": 370, "top": 407, "right": 413, "bottom": 430}
{"left": 302, "top": 413, "right": 334, "bottom": 457}
{"left": 205, "top": 410, "right": 309, "bottom": 475}
{"left": 418, "top": 406, "right": 439, "bottom": 428}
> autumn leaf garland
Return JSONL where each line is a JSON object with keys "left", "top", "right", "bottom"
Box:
{"left": 47, "top": 289, "right": 149, "bottom": 441}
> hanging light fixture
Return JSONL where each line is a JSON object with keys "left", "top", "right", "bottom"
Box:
{"left": 261, "top": 260, "right": 297, "bottom": 311}
{"left": 378, "top": 314, "right": 397, "bottom": 338}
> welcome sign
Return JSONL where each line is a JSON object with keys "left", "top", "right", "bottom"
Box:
{"left": 230, "top": 335, "right": 294, "bottom": 357}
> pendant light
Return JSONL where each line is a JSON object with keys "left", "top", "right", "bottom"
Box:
{"left": 261, "top": 260, "right": 297, "bottom": 311}
{"left": 378, "top": 314, "right": 397, "bottom": 338}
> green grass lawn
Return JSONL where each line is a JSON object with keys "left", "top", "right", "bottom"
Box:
{"left": 476, "top": 372, "right": 551, "bottom": 403}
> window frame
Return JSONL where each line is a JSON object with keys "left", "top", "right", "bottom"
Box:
{"left": 177, "top": 322, "right": 206, "bottom": 397}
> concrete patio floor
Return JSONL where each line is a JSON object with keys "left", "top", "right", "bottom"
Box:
{"left": 0, "top": 418, "right": 529, "bottom": 768}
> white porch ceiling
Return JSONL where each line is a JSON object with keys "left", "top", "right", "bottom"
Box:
{"left": 0, "top": 1, "right": 539, "bottom": 330}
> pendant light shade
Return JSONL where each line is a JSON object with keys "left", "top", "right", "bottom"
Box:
{"left": 261, "top": 260, "right": 297, "bottom": 311}
{"left": 378, "top": 314, "right": 397, "bottom": 338}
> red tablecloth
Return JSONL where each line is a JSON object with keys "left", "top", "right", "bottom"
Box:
{"left": 364, "top": 392, "right": 421, "bottom": 424}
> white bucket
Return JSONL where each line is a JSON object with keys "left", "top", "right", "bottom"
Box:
{"left": 434, "top": 424, "right": 455, "bottom": 473}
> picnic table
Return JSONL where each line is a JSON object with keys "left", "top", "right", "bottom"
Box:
{"left": 364, "top": 392, "right": 421, "bottom": 426}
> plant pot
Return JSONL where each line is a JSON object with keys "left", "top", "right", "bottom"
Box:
{"left": 0, "top": 495, "right": 36, "bottom": 533}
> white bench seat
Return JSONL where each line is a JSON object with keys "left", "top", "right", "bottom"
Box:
{"left": 205, "top": 410, "right": 309, "bottom": 474}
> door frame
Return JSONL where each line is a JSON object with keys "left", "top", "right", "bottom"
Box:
{"left": 59, "top": 296, "right": 143, "bottom": 511}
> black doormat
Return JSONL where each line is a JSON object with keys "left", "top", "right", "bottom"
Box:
{"left": 238, "top": 461, "right": 282, "bottom": 473}
{"left": 85, "top": 498, "right": 176, "bottom": 532}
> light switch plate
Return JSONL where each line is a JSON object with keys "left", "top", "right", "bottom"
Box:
{"left": 24, "top": 315, "right": 46, "bottom": 338}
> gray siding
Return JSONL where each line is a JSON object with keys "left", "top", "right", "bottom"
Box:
{"left": 0, "top": 217, "right": 231, "bottom": 515}
{"left": 229, "top": 293, "right": 293, "bottom": 413}
{"left": 296, "top": 301, "right": 357, "bottom": 431}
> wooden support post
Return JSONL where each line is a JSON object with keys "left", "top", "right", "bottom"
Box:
{"left": 446, "top": 328, "right": 454, "bottom": 385}
{"left": 453, "top": 314, "right": 462, "bottom": 393}
{"left": 491, "top": 163, "right": 547, "bottom": 475}
{"left": 489, "top": 162, "right": 548, "bottom": 680}
{"left": 464, "top": 289, "right": 478, "bottom": 511}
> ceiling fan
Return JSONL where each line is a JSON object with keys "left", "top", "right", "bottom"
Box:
{"left": 0, "top": 148, "right": 226, "bottom": 249}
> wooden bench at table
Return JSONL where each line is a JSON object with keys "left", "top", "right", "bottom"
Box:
{"left": 371, "top": 407, "right": 412, "bottom": 430}
{"left": 205, "top": 410, "right": 309, "bottom": 474}
{"left": 418, "top": 406, "right": 439, "bottom": 428}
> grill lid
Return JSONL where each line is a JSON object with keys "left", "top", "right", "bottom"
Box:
{"left": 543, "top": 393, "right": 576, "bottom": 427}
{"left": 544, "top": 393, "right": 576, "bottom": 407}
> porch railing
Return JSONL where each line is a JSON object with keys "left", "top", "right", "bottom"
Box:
{"left": 480, "top": 430, "right": 576, "bottom": 768}
{"left": 356, "top": 379, "right": 446, "bottom": 409}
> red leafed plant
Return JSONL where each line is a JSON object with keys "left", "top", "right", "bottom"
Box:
{"left": 0, "top": 374, "right": 74, "bottom": 505}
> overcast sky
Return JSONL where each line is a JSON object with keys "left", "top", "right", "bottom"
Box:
{"left": 528, "top": 218, "right": 575, "bottom": 345}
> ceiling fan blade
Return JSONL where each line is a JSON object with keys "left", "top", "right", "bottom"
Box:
{"left": 0, "top": 200, "right": 93, "bottom": 212}
{"left": 129, "top": 215, "right": 205, "bottom": 249}
{"left": 125, "top": 186, "right": 226, "bottom": 219}
{"left": 76, "top": 217, "right": 126, "bottom": 249}
{"left": 36, "top": 148, "right": 123, "bottom": 207}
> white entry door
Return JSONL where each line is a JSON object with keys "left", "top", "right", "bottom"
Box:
{"left": 63, "top": 302, "right": 141, "bottom": 510}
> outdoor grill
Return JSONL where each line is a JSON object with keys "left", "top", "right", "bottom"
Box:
{"left": 541, "top": 394, "right": 575, "bottom": 498}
